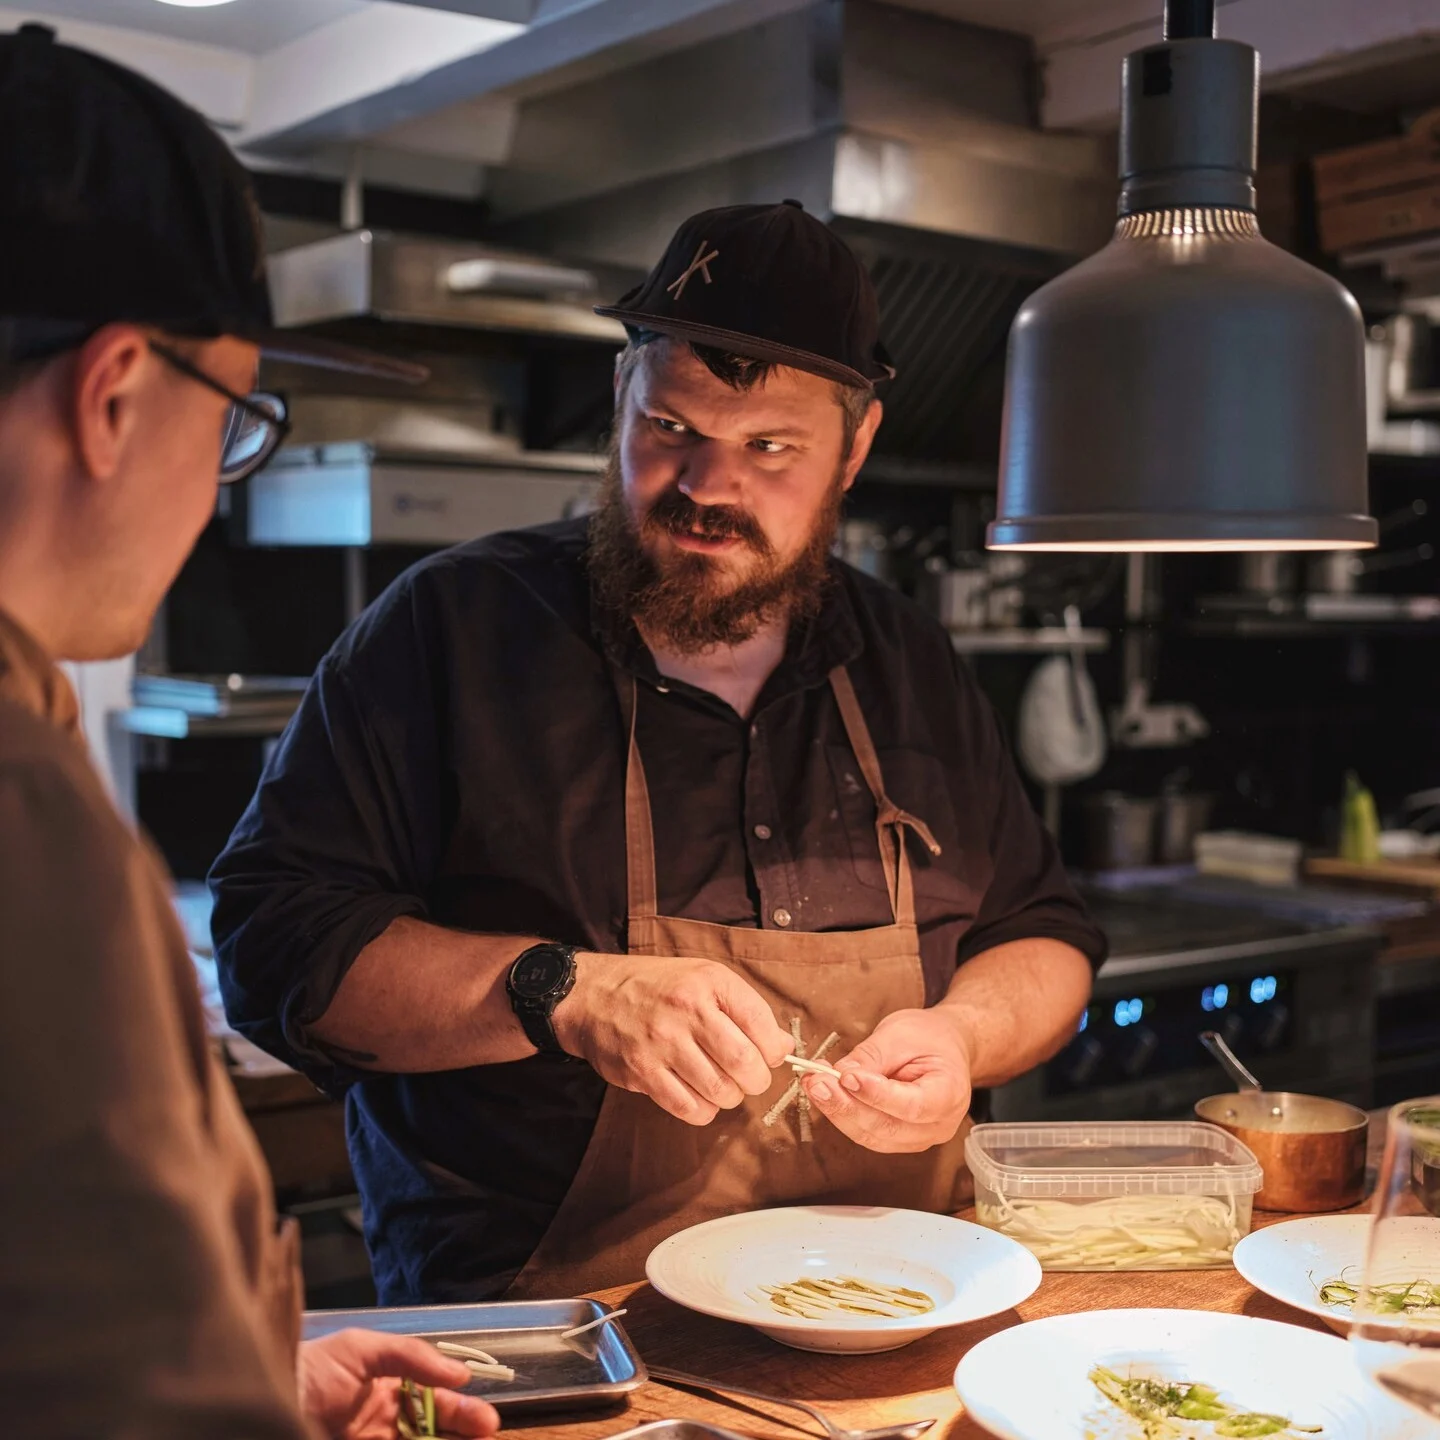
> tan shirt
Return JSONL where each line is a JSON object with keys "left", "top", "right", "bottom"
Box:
{"left": 0, "top": 610, "right": 315, "bottom": 1438}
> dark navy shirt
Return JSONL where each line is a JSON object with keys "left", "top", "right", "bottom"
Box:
{"left": 210, "top": 517, "right": 1105, "bottom": 1304}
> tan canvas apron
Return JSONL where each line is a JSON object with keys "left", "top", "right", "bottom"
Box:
{"left": 506, "top": 665, "right": 973, "bottom": 1299}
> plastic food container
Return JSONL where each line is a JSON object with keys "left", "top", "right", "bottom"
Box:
{"left": 965, "top": 1121, "right": 1263, "bottom": 1271}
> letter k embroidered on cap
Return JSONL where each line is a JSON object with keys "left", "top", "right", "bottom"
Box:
{"left": 666, "top": 240, "right": 719, "bottom": 300}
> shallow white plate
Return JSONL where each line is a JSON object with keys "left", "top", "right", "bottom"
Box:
{"left": 1235, "top": 1215, "right": 1440, "bottom": 1334}
{"left": 954, "top": 1308, "right": 1430, "bottom": 1440}
{"left": 645, "top": 1205, "right": 1040, "bottom": 1353}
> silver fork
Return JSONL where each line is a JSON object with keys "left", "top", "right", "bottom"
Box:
{"left": 647, "top": 1366, "right": 937, "bottom": 1440}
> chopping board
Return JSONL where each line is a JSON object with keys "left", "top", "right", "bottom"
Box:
{"left": 1307, "top": 855, "right": 1440, "bottom": 895}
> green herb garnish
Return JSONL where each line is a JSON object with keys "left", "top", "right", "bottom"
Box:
{"left": 1317, "top": 1270, "right": 1440, "bottom": 1318}
{"left": 1089, "top": 1366, "right": 1321, "bottom": 1439}
{"left": 398, "top": 1379, "right": 439, "bottom": 1438}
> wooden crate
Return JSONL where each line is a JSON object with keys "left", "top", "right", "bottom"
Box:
{"left": 1314, "top": 107, "right": 1440, "bottom": 254}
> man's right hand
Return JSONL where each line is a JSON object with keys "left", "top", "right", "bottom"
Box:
{"left": 552, "top": 954, "right": 791, "bottom": 1125}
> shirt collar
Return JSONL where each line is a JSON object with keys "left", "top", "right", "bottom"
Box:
{"left": 0, "top": 608, "right": 82, "bottom": 739}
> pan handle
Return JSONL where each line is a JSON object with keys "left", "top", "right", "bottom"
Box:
{"left": 1199, "top": 1030, "right": 1262, "bottom": 1091}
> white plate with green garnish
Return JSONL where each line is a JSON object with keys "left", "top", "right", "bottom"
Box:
{"left": 954, "top": 1309, "right": 1430, "bottom": 1440}
{"left": 645, "top": 1205, "right": 1040, "bottom": 1353}
{"left": 1234, "top": 1217, "right": 1440, "bottom": 1334}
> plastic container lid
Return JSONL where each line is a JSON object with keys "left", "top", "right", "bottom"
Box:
{"left": 965, "top": 1121, "right": 1263, "bottom": 1200}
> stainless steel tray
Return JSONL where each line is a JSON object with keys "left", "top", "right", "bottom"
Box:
{"left": 302, "top": 1299, "right": 646, "bottom": 1413}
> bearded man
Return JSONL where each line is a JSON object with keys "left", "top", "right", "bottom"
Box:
{"left": 211, "top": 202, "right": 1105, "bottom": 1305}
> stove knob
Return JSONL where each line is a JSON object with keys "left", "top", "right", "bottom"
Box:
{"left": 1122, "top": 1025, "right": 1160, "bottom": 1078}
{"left": 1256, "top": 1002, "right": 1290, "bottom": 1050}
{"left": 1065, "top": 1036, "right": 1105, "bottom": 1087}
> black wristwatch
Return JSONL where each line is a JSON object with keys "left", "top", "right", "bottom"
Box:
{"left": 506, "top": 943, "right": 579, "bottom": 1057}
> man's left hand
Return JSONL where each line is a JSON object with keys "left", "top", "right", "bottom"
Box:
{"left": 298, "top": 1329, "right": 501, "bottom": 1439}
{"left": 802, "top": 1006, "right": 973, "bottom": 1153}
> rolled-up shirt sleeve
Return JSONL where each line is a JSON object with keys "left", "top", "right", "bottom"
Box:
{"left": 953, "top": 656, "right": 1108, "bottom": 970}
{"left": 209, "top": 576, "right": 446, "bottom": 1090}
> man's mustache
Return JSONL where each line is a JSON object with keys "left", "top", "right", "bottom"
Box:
{"left": 642, "top": 486, "right": 772, "bottom": 555}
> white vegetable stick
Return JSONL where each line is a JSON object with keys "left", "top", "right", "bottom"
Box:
{"left": 436, "top": 1340, "right": 502, "bottom": 1365}
{"left": 560, "top": 1308, "right": 628, "bottom": 1340}
{"left": 466, "top": 1359, "right": 516, "bottom": 1382}
{"left": 783, "top": 1054, "right": 842, "bottom": 1079}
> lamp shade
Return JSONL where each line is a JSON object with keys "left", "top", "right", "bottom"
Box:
{"left": 989, "top": 29, "right": 1375, "bottom": 552}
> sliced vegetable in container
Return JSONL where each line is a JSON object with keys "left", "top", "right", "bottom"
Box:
{"left": 966, "top": 1121, "right": 1262, "bottom": 1272}
{"left": 978, "top": 1193, "right": 1243, "bottom": 1271}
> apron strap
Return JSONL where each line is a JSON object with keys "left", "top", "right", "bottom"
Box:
{"left": 827, "top": 666, "right": 941, "bottom": 929}
{"left": 617, "top": 660, "right": 940, "bottom": 932}
{"left": 618, "top": 673, "right": 660, "bottom": 922}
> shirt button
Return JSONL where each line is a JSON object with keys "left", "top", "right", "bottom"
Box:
{"left": 753, "top": 824, "right": 773, "bottom": 840}
{"left": 772, "top": 907, "right": 792, "bottom": 928}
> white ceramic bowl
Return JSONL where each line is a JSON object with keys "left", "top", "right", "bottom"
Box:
{"left": 954, "top": 1308, "right": 1430, "bottom": 1440}
{"left": 1234, "top": 1215, "right": 1440, "bottom": 1334}
{"left": 645, "top": 1205, "right": 1040, "bottom": 1353}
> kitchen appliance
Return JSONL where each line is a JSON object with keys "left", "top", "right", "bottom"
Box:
{"left": 990, "top": 880, "right": 1381, "bottom": 1124}
{"left": 990, "top": 0, "right": 1374, "bottom": 553}
{"left": 244, "top": 444, "right": 604, "bottom": 548}
{"left": 267, "top": 230, "right": 630, "bottom": 346}
{"left": 480, "top": 1, "right": 1115, "bottom": 468}
{"left": 1195, "top": 1030, "right": 1368, "bottom": 1212}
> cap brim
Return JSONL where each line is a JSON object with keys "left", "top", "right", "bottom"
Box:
{"left": 253, "top": 327, "right": 429, "bottom": 385}
{"left": 594, "top": 307, "right": 892, "bottom": 389}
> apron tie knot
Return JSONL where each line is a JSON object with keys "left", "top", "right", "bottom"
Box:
{"left": 878, "top": 802, "right": 942, "bottom": 858}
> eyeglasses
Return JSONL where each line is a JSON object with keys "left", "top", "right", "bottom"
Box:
{"left": 149, "top": 341, "right": 291, "bottom": 484}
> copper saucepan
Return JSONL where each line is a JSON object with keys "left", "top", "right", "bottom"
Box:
{"left": 1194, "top": 1031, "right": 1367, "bottom": 1213}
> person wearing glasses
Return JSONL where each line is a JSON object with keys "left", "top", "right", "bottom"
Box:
{"left": 0, "top": 26, "right": 501, "bottom": 1439}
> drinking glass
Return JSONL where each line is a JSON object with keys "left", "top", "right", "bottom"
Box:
{"left": 1350, "top": 1098, "right": 1440, "bottom": 1420}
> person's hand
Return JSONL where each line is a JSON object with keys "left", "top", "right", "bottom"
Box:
{"left": 553, "top": 953, "right": 791, "bottom": 1125}
{"left": 298, "top": 1330, "right": 501, "bottom": 1440}
{"left": 803, "top": 1006, "right": 973, "bottom": 1153}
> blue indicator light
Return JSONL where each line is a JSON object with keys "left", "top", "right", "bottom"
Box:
{"left": 1250, "top": 975, "right": 1278, "bottom": 1004}
{"left": 1079, "top": 1010, "right": 1089, "bottom": 1033}
{"left": 1201, "top": 982, "right": 1230, "bottom": 1013}
{"left": 1113, "top": 997, "right": 1143, "bottom": 1028}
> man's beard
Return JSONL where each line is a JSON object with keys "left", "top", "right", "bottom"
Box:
{"left": 586, "top": 444, "right": 844, "bottom": 655}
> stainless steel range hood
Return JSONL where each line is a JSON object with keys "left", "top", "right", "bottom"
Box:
{"left": 266, "top": 229, "right": 631, "bottom": 344}
{"left": 480, "top": 0, "right": 1114, "bottom": 462}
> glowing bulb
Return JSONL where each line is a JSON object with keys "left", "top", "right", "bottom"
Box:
{"left": 154, "top": 1, "right": 239, "bottom": 8}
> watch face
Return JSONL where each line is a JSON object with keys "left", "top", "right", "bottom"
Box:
{"left": 513, "top": 947, "right": 571, "bottom": 999}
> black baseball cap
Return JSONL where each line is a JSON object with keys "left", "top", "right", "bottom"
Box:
{"left": 0, "top": 24, "right": 423, "bottom": 383}
{"left": 595, "top": 200, "right": 895, "bottom": 389}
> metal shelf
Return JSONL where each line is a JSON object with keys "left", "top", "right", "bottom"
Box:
{"left": 114, "top": 706, "right": 297, "bottom": 740}
{"left": 1189, "top": 618, "right": 1440, "bottom": 639}
{"left": 949, "top": 627, "right": 1109, "bottom": 654}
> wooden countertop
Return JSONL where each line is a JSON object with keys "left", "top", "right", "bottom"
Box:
{"left": 504, "top": 1210, "right": 1344, "bottom": 1440}
{"left": 508, "top": 1119, "right": 1390, "bottom": 1440}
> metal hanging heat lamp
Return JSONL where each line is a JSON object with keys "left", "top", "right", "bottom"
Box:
{"left": 989, "top": 0, "right": 1376, "bottom": 552}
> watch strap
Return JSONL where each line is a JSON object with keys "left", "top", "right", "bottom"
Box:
{"left": 507, "top": 943, "right": 578, "bottom": 1057}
